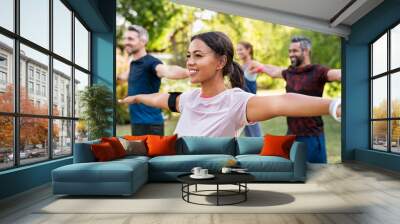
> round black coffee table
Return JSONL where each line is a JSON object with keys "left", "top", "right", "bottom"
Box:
{"left": 177, "top": 173, "right": 255, "bottom": 206}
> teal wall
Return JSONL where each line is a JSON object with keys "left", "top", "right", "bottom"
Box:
{"left": 0, "top": 0, "right": 116, "bottom": 200}
{"left": 343, "top": 0, "right": 400, "bottom": 171}
{"left": 0, "top": 158, "right": 72, "bottom": 199}
{"left": 92, "top": 31, "right": 116, "bottom": 136}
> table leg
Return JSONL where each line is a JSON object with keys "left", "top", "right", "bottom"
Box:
{"left": 187, "top": 184, "right": 190, "bottom": 202}
{"left": 181, "top": 184, "right": 183, "bottom": 199}
{"left": 217, "top": 184, "right": 219, "bottom": 206}
{"left": 245, "top": 183, "right": 247, "bottom": 201}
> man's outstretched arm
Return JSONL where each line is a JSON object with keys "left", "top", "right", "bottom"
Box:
{"left": 246, "top": 93, "right": 341, "bottom": 122}
{"left": 156, "top": 64, "right": 189, "bottom": 80}
{"left": 327, "top": 69, "right": 341, "bottom": 82}
{"left": 118, "top": 93, "right": 180, "bottom": 112}
{"left": 248, "top": 60, "right": 285, "bottom": 78}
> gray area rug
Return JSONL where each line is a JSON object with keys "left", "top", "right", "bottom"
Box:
{"left": 38, "top": 183, "right": 362, "bottom": 214}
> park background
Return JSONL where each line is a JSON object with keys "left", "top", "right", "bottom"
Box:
{"left": 114, "top": 0, "right": 342, "bottom": 163}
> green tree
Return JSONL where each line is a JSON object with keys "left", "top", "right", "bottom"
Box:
{"left": 117, "top": 0, "right": 200, "bottom": 56}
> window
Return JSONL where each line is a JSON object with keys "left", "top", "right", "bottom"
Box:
{"left": 0, "top": 116, "right": 13, "bottom": 170}
{"left": 42, "top": 85, "right": 46, "bottom": 97}
{"left": 20, "top": 0, "right": 49, "bottom": 49}
{"left": 0, "top": 35, "right": 13, "bottom": 113}
{"left": 74, "top": 69, "right": 89, "bottom": 142}
{"left": 0, "top": 71, "right": 6, "bottom": 85}
{"left": 28, "top": 67, "right": 34, "bottom": 80}
{"left": 35, "top": 70, "right": 41, "bottom": 81}
{"left": 371, "top": 23, "right": 400, "bottom": 154}
{"left": 0, "top": 0, "right": 91, "bottom": 170}
{"left": 0, "top": 54, "right": 8, "bottom": 90}
{"left": 28, "top": 81, "right": 34, "bottom": 94}
{"left": 20, "top": 117, "right": 49, "bottom": 165}
{"left": 36, "top": 83, "right": 40, "bottom": 95}
{"left": 53, "top": 59, "right": 72, "bottom": 117}
{"left": 0, "top": 54, "right": 7, "bottom": 67}
{"left": 0, "top": 0, "right": 14, "bottom": 31}
{"left": 74, "top": 69, "right": 89, "bottom": 118}
{"left": 75, "top": 17, "right": 89, "bottom": 70}
{"left": 53, "top": 0, "right": 72, "bottom": 60}
{"left": 53, "top": 119, "right": 72, "bottom": 158}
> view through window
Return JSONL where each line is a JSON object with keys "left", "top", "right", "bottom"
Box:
{"left": 0, "top": 0, "right": 91, "bottom": 170}
{"left": 371, "top": 23, "right": 400, "bottom": 153}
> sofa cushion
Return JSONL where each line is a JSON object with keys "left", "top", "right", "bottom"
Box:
{"left": 236, "top": 155, "right": 293, "bottom": 172}
{"left": 236, "top": 137, "right": 263, "bottom": 155}
{"left": 52, "top": 159, "right": 147, "bottom": 183}
{"left": 176, "top": 136, "right": 236, "bottom": 155}
{"left": 74, "top": 139, "right": 101, "bottom": 163}
{"left": 115, "top": 155, "right": 150, "bottom": 163}
{"left": 148, "top": 154, "right": 235, "bottom": 172}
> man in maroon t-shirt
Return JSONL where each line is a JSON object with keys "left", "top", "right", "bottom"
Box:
{"left": 249, "top": 36, "right": 341, "bottom": 163}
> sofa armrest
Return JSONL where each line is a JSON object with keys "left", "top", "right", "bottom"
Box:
{"left": 73, "top": 140, "right": 100, "bottom": 163}
{"left": 289, "top": 141, "right": 307, "bottom": 181}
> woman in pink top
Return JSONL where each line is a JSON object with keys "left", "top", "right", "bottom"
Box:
{"left": 119, "top": 31, "right": 341, "bottom": 137}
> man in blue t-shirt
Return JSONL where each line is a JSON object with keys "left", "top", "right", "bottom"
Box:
{"left": 118, "top": 25, "right": 189, "bottom": 135}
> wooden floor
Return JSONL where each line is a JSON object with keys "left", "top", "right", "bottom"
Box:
{"left": 1, "top": 162, "right": 400, "bottom": 224}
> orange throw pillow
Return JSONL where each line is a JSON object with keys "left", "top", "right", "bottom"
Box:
{"left": 124, "top": 135, "right": 148, "bottom": 141}
{"left": 259, "top": 134, "right": 296, "bottom": 159}
{"left": 146, "top": 135, "right": 177, "bottom": 157}
{"left": 101, "top": 137, "right": 126, "bottom": 158}
{"left": 91, "top": 142, "right": 117, "bottom": 161}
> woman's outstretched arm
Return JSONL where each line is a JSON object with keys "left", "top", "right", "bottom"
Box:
{"left": 246, "top": 93, "right": 340, "bottom": 122}
{"left": 118, "top": 93, "right": 180, "bottom": 112}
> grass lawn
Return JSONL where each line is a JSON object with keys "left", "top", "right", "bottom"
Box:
{"left": 117, "top": 115, "right": 341, "bottom": 163}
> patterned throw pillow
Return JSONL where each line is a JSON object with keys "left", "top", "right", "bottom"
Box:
{"left": 119, "top": 138, "right": 147, "bottom": 156}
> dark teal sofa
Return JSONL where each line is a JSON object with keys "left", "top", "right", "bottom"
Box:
{"left": 52, "top": 136, "right": 307, "bottom": 196}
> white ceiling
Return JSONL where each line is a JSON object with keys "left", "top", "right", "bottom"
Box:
{"left": 172, "top": 0, "right": 384, "bottom": 38}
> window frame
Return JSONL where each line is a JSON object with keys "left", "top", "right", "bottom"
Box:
{"left": 370, "top": 21, "right": 400, "bottom": 154}
{"left": 0, "top": 0, "right": 92, "bottom": 171}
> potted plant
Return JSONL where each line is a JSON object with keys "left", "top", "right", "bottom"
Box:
{"left": 79, "top": 84, "right": 114, "bottom": 140}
